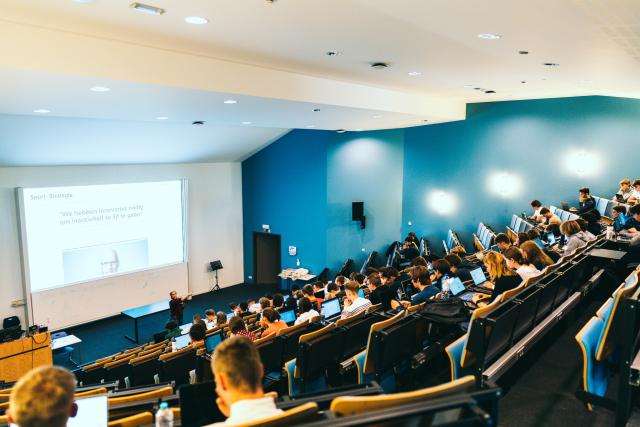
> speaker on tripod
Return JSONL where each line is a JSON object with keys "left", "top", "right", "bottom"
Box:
{"left": 209, "top": 260, "right": 223, "bottom": 292}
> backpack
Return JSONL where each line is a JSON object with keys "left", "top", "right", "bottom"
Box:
{"left": 419, "top": 298, "right": 470, "bottom": 325}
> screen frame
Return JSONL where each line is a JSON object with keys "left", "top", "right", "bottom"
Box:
{"left": 321, "top": 298, "right": 341, "bottom": 318}
{"left": 16, "top": 179, "right": 189, "bottom": 326}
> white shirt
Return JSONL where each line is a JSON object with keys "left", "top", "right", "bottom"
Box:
{"left": 341, "top": 297, "right": 372, "bottom": 318}
{"left": 516, "top": 265, "right": 541, "bottom": 281}
{"left": 295, "top": 309, "right": 319, "bottom": 325}
{"left": 205, "top": 396, "right": 282, "bottom": 426}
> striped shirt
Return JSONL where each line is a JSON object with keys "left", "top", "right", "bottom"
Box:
{"left": 341, "top": 297, "right": 372, "bottom": 319}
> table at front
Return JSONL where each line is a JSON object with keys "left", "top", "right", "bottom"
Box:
{"left": 52, "top": 334, "right": 83, "bottom": 365}
{"left": 121, "top": 301, "right": 170, "bottom": 344}
{"left": 0, "top": 333, "right": 52, "bottom": 382}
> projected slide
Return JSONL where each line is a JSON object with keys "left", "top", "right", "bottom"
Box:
{"left": 20, "top": 181, "right": 185, "bottom": 292}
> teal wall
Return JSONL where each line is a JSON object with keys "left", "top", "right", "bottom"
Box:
{"left": 242, "top": 96, "right": 640, "bottom": 277}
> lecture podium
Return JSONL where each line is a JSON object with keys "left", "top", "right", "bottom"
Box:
{"left": 0, "top": 333, "right": 52, "bottom": 382}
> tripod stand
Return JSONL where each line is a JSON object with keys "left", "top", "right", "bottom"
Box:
{"left": 210, "top": 269, "right": 221, "bottom": 292}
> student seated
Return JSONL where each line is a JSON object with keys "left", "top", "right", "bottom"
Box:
{"left": 206, "top": 336, "right": 282, "bottom": 426}
{"left": 229, "top": 317, "right": 256, "bottom": 341}
{"left": 494, "top": 233, "right": 512, "bottom": 252}
{"left": 539, "top": 207, "right": 561, "bottom": 228}
{"left": 8, "top": 366, "right": 78, "bottom": 427}
{"left": 325, "top": 282, "right": 340, "bottom": 300}
{"left": 295, "top": 297, "right": 319, "bottom": 325}
{"left": 366, "top": 274, "right": 399, "bottom": 310}
{"left": 237, "top": 302, "right": 252, "bottom": 318}
{"left": 257, "top": 297, "right": 271, "bottom": 314}
{"left": 398, "top": 239, "right": 420, "bottom": 265}
{"left": 530, "top": 199, "right": 543, "bottom": 222}
{"left": 216, "top": 311, "right": 228, "bottom": 327}
{"left": 629, "top": 179, "right": 640, "bottom": 205}
{"left": 302, "top": 284, "right": 320, "bottom": 309}
{"left": 503, "top": 247, "right": 541, "bottom": 281}
{"left": 193, "top": 313, "right": 207, "bottom": 328}
{"left": 312, "top": 282, "right": 326, "bottom": 299}
{"left": 260, "top": 308, "right": 287, "bottom": 338}
{"left": 335, "top": 275, "right": 347, "bottom": 289}
{"left": 623, "top": 205, "right": 640, "bottom": 236}
{"left": 405, "top": 231, "right": 419, "bottom": 246}
{"left": 472, "top": 251, "right": 521, "bottom": 305}
{"left": 248, "top": 298, "right": 260, "bottom": 313}
{"left": 341, "top": 281, "right": 372, "bottom": 319}
{"left": 410, "top": 256, "right": 428, "bottom": 267}
{"left": 444, "top": 254, "right": 473, "bottom": 282}
{"left": 349, "top": 272, "right": 366, "bottom": 285}
{"left": 576, "top": 218, "right": 598, "bottom": 240}
{"left": 560, "top": 220, "right": 591, "bottom": 255}
{"left": 614, "top": 178, "right": 634, "bottom": 202}
{"left": 430, "top": 259, "right": 453, "bottom": 289}
{"left": 205, "top": 309, "right": 217, "bottom": 327}
{"left": 189, "top": 323, "right": 206, "bottom": 346}
{"left": 450, "top": 245, "right": 467, "bottom": 258}
{"left": 403, "top": 265, "right": 438, "bottom": 306}
{"left": 516, "top": 232, "right": 530, "bottom": 247}
{"left": 165, "top": 320, "right": 182, "bottom": 340}
{"left": 271, "top": 293, "right": 285, "bottom": 311}
{"left": 570, "top": 187, "right": 596, "bottom": 214}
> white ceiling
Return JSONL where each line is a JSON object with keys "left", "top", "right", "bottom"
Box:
{"left": 1, "top": 0, "right": 640, "bottom": 165}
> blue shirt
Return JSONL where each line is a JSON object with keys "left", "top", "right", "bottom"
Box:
{"left": 411, "top": 286, "right": 438, "bottom": 305}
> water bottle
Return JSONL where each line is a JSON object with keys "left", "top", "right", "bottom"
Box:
{"left": 156, "top": 402, "right": 173, "bottom": 427}
{"left": 606, "top": 226, "right": 614, "bottom": 240}
{"left": 170, "top": 338, "right": 177, "bottom": 353}
{"left": 441, "top": 275, "right": 451, "bottom": 301}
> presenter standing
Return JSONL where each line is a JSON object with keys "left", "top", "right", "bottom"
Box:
{"left": 169, "top": 290, "right": 192, "bottom": 325}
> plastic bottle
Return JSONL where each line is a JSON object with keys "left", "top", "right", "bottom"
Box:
{"left": 296, "top": 258, "right": 301, "bottom": 267}
{"left": 170, "top": 338, "right": 177, "bottom": 353}
{"left": 156, "top": 402, "right": 173, "bottom": 427}
{"left": 441, "top": 274, "right": 451, "bottom": 301}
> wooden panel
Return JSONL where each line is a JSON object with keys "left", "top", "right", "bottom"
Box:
{"left": 0, "top": 333, "right": 52, "bottom": 382}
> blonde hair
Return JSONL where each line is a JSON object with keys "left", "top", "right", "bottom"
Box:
{"left": 212, "top": 336, "right": 262, "bottom": 394}
{"left": 483, "top": 251, "right": 516, "bottom": 281}
{"left": 520, "top": 241, "right": 554, "bottom": 268}
{"left": 560, "top": 220, "right": 581, "bottom": 237}
{"left": 9, "top": 366, "right": 76, "bottom": 427}
{"left": 620, "top": 178, "right": 631, "bottom": 186}
{"left": 450, "top": 245, "right": 467, "bottom": 257}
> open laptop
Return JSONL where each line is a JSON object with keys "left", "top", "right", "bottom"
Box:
{"left": 205, "top": 333, "right": 223, "bottom": 354}
{"left": 449, "top": 277, "right": 476, "bottom": 302}
{"left": 11, "top": 394, "right": 109, "bottom": 427}
{"left": 561, "top": 201, "right": 570, "bottom": 211}
{"left": 280, "top": 309, "right": 297, "bottom": 325}
{"left": 546, "top": 232, "right": 557, "bottom": 246}
{"left": 490, "top": 244, "right": 500, "bottom": 252}
{"left": 321, "top": 298, "right": 342, "bottom": 321}
{"left": 175, "top": 333, "right": 191, "bottom": 350}
{"left": 469, "top": 268, "right": 492, "bottom": 294}
{"left": 616, "top": 193, "right": 625, "bottom": 202}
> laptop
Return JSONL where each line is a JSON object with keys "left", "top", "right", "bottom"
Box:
{"left": 561, "top": 201, "right": 570, "bottom": 211}
{"left": 546, "top": 232, "right": 557, "bottom": 246}
{"left": 616, "top": 193, "right": 625, "bottom": 202}
{"left": 449, "top": 277, "right": 476, "bottom": 302}
{"left": 470, "top": 267, "right": 488, "bottom": 286}
{"left": 205, "top": 333, "right": 222, "bottom": 353}
{"left": 321, "top": 298, "right": 342, "bottom": 321}
{"left": 179, "top": 381, "right": 224, "bottom": 427}
{"left": 534, "top": 238, "right": 545, "bottom": 249}
{"left": 175, "top": 333, "right": 191, "bottom": 350}
{"left": 11, "top": 394, "right": 109, "bottom": 427}
{"left": 226, "top": 312, "right": 235, "bottom": 322}
{"left": 280, "top": 309, "right": 297, "bottom": 325}
{"left": 490, "top": 244, "right": 499, "bottom": 252}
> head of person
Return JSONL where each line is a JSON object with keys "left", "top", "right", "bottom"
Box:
{"left": 620, "top": 178, "right": 631, "bottom": 192}
{"left": 527, "top": 228, "right": 542, "bottom": 240}
{"left": 261, "top": 308, "right": 280, "bottom": 325}
{"left": 344, "top": 281, "right": 361, "bottom": 302}
{"left": 211, "top": 336, "right": 264, "bottom": 413}
{"left": 8, "top": 366, "right": 77, "bottom": 427}
{"left": 302, "top": 284, "right": 315, "bottom": 298}
{"left": 630, "top": 205, "right": 640, "bottom": 221}
{"left": 230, "top": 303, "right": 239, "bottom": 315}
{"left": 411, "top": 256, "right": 428, "bottom": 267}
{"left": 193, "top": 314, "right": 203, "bottom": 324}
{"left": 407, "top": 231, "right": 418, "bottom": 242}
{"left": 503, "top": 247, "right": 527, "bottom": 269}
{"left": 539, "top": 207, "right": 552, "bottom": 218}
{"left": 431, "top": 259, "right": 451, "bottom": 279}
{"left": 516, "top": 232, "right": 530, "bottom": 246}
{"left": 560, "top": 220, "right": 582, "bottom": 237}
{"left": 613, "top": 205, "right": 627, "bottom": 219}
{"left": 258, "top": 297, "right": 270, "bottom": 312}
{"left": 579, "top": 187, "right": 591, "bottom": 199}
{"left": 228, "top": 316, "right": 247, "bottom": 335}
{"left": 520, "top": 241, "right": 554, "bottom": 268}
{"left": 366, "top": 275, "right": 382, "bottom": 292}
{"left": 100, "top": 249, "right": 119, "bottom": 274}
{"left": 530, "top": 200, "right": 542, "bottom": 210}
{"left": 483, "top": 251, "right": 516, "bottom": 281}
{"left": 205, "top": 309, "right": 215, "bottom": 322}
{"left": 444, "top": 254, "right": 461, "bottom": 272}
{"left": 272, "top": 293, "right": 284, "bottom": 308}
{"left": 216, "top": 311, "right": 227, "bottom": 326}
{"left": 402, "top": 240, "right": 412, "bottom": 250}
{"left": 312, "top": 282, "right": 324, "bottom": 292}
{"left": 450, "top": 246, "right": 467, "bottom": 257}
{"left": 410, "top": 265, "right": 431, "bottom": 290}
{"left": 238, "top": 301, "right": 249, "bottom": 314}
{"left": 165, "top": 320, "right": 178, "bottom": 331}
{"left": 335, "top": 275, "right": 346, "bottom": 287}
{"left": 189, "top": 323, "right": 206, "bottom": 343}
{"left": 247, "top": 298, "right": 256, "bottom": 307}
{"left": 495, "top": 233, "right": 511, "bottom": 251}
{"left": 170, "top": 290, "right": 178, "bottom": 300}
{"left": 576, "top": 218, "right": 589, "bottom": 231}
{"left": 634, "top": 179, "right": 640, "bottom": 192}
{"left": 290, "top": 285, "right": 301, "bottom": 296}
{"left": 326, "top": 282, "right": 339, "bottom": 296}
{"left": 380, "top": 267, "right": 399, "bottom": 284}
{"left": 546, "top": 223, "right": 561, "bottom": 236}
{"left": 298, "top": 297, "right": 313, "bottom": 314}
{"left": 352, "top": 273, "right": 365, "bottom": 285}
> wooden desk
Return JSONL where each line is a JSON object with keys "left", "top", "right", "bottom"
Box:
{"left": 0, "top": 333, "right": 52, "bottom": 382}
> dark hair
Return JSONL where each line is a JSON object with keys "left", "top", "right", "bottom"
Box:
{"left": 335, "top": 275, "right": 346, "bottom": 285}
{"left": 312, "top": 281, "right": 324, "bottom": 289}
{"left": 381, "top": 267, "right": 399, "bottom": 279}
{"left": 503, "top": 247, "right": 526, "bottom": 265}
{"left": 527, "top": 228, "right": 542, "bottom": 239}
{"left": 229, "top": 316, "right": 247, "bottom": 334}
{"left": 432, "top": 259, "right": 451, "bottom": 275}
{"left": 633, "top": 179, "right": 640, "bottom": 188}
{"left": 327, "top": 282, "right": 338, "bottom": 292}
{"left": 239, "top": 301, "right": 249, "bottom": 312}
{"left": 165, "top": 320, "right": 177, "bottom": 330}
{"left": 630, "top": 205, "right": 640, "bottom": 216}
{"left": 411, "top": 256, "right": 428, "bottom": 267}
{"left": 299, "top": 297, "right": 313, "bottom": 313}
{"left": 189, "top": 323, "right": 206, "bottom": 341}
{"left": 539, "top": 207, "right": 550, "bottom": 215}
{"left": 530, "top": 200, "right": 542, "bottom": 208}
{"left": 291, "top": 284, "right": 301, "bottom": 293}
{"left": 444, "top": 254, "right": 461, "bottom": 267}
{"left": 205, "top": 309, "right": 215, "bottom": 317}
{"left": 229, "top": 302, "right": 237, "bottom": 310}
{"left": 576, "top": 218, "right": 589, "bottom": 231}
{"left": 272, "top": 293, "right": 284, "bottom": 308}
{"left": 495, "top": 233, "right": 511, "bottom": 245}
{"left": 517, "top": 232, "right": 530, "bottom": 244}
{"left": 613, "top": 205, "right": 627, "bottom": 215}
{"left": 302, "top": 284, "right": 314, "bottom": 296}
{"left": 546, "top": 223, "right": 561, "bottom": 236}
{"left": 193, "top": 313, "right": 202, "bottom": 322}
{"left": 410, "top": 265, "right": 431, "bottom": 287}
{"left": 367, "top": 275, "right": 382, "bottom": 288}
{"left": 262, "top": 308, "right": 280, "bottom": 323}
{"left": 216, "top": 311, "right": 227, "bottom": 325}
{"left": 579, "top": 187, "right": 590, "bottom": 195}
{"left": 352, "top": 273, "right": 365, "bottom": 285}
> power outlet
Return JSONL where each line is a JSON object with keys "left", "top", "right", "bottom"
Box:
{"left": 11, "top": 299, "right": 25, "bottom": 307}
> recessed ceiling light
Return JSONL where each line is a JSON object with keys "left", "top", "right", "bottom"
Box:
{"left": 33, "top": 109, "right": 51, "bottom": 114}
{"left": 543, "top": 62, "right": 560, "bottom": 67}
{"left": 312, "top": 108, "right": 321, "bottom": 112}
{"left": 184, "top": 16, "right": 209, "bottom": 25}
{"left": 519, "top": 50, "right": 529, "bottom": 55}
{"left": 372, "top": 115, "right": 382, "bottom": 119}
{"left": 90, "top": 86, "right": 110, "bottom": 92}
{"left": 478, "top": 33, "right": 501, "bottom": 40}
{"left": 242, "top": 121, "right": 252, "bottom": 125}
{"left": 408, "top": 71, "right": 422, "bottom": 76}
{"left": 129, "top": 2, "right": 165, "bottom": 15}
{"left": 305, "top": 125, "right": 316, "bottom": 128}
{"left": 155, "top": 116, "right": 169, "bottom": 120}
{"left": 484, "top": 90, "right": 496, "bottom": 94}
{"left": 336, "top": 129, "right": 346, "bottom": 133}
{"left": 223, "top": 99, "right": 237, "bottom": 104}
{"left": 192, "top": 121, "right": 205, "bottom": 126}
{"left": 354, "top": 128, "right": 364, "bottom": 131}
{"left": 326, "top": 51, "right": 343, "bottom": 57}
{"left": 370, "top": 62, "right": 389, "bottom": 69}
{"left": 422, "top": 119, "right": 429, "bottom": 122}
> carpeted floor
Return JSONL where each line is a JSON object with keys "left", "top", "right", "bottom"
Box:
{"left": 56, "top": 283, "right": 280, "bottom": 367}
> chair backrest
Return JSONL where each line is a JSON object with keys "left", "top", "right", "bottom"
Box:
{"left": 256, "top": 335, "right": 286, "bottom": 374}
{"left": 128, "top": 350, "right": 162, "bottom": 388}
{"left": 330, "top": 375, "right": 475, "bottom": 416}
{"left": 511, "top": 284, "right": 543, "bottom": 343}
{"left": 233, "top": 402, "right": 319, "bottom": 427}
{"left": 336, "top": 310, "right": 365, "bottom": 327}
{"left": 107, "top": 411, "right": 154, "bottom": 427}
{"left": 109, "top": 386, "right": 173, "bottom": 406}
{"left": 362, "top": 311, "right": 406, "bottom": 374}
{"left": 159, "top": 348, "right": 197, "bottom": 387}
{"left": 534, "top": 273, "right": 562, "bottom": 322}
{"left": 339, "top": 313, "right": 382, "bottom": 360}
{"left": 407, "top": 302, "right": 425, "bottom": 313}
{"left": 460, "top": 298, "right": 503, "bottom": 368}
{"left": 365, "top": 304, "right": 381, "bottom": 314}
{"left": 296, "top": 324, "right": 342, "bottom": 380}
{"left": 75, "top": 387, "right": 108, "bottom": 398}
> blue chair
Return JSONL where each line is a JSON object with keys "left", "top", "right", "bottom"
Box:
{"left": 575, "top": 316, "right": 608, "bottom": 411}
{"left": 51, "top": 331, "right": 75, "bottom": 363}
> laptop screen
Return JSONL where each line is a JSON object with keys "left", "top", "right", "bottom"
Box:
{"left": 449, "top": 277, "right": 466, "bottom": 296}
{"left": 546, "top": 233, "right": 556, "bottom": 245}
{"left": 321, "top": 298, "right": 341, "bottom": 318}
{"left": 470, "top": 268, "right": 487, "bottom": 285}
{"left": 534, "top": 238, "right": 545, "bottom": 249}
{"left": 490, "top": 245, "right": 499, "bottom": 252}
{"left": 358, "top": 288, "right": 365, "bottom": 298}
{"left": 620, "top": 214, "right": 627, "bottom": 226}
{"left": 226, "top": 312, "right": 234, "bottom": 322}
{"left": 205, "top": 333, "right": 222, "bottom": 353}
{"left": 280, "top": 309, "right": 296, "bottom": 324}
{"left": 10, "top": 394, "right": 109, "bottom": 427}
{"left": 175, "top": 333, "right": 191, "bottom": 350}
